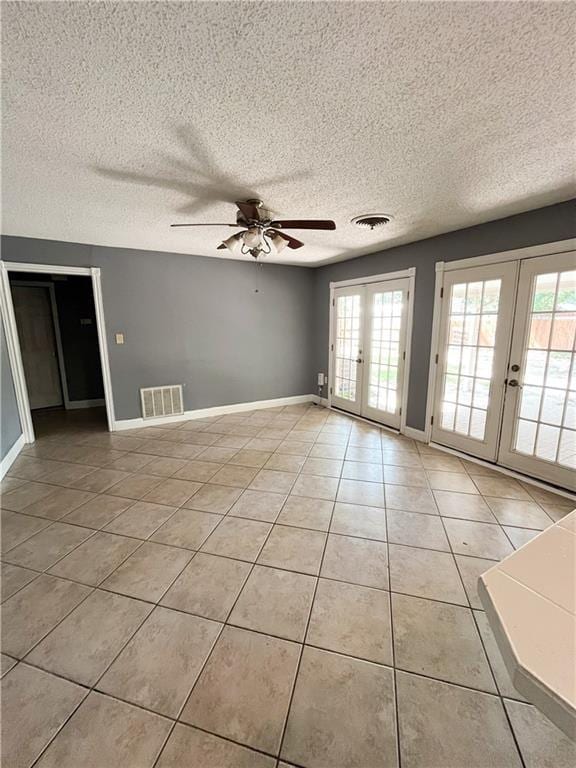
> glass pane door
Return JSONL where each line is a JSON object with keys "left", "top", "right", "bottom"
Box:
{"left": 331, "top": 286, "right": 364, "bottom": 415}
{"left": 432, "top": 262, "right": 517, "bottom": 460}
{"left": 499, "top": 252, "right": 576, "bottom": 489}
{"left": 361, "top": 279, "right": 410, "bottom": 428}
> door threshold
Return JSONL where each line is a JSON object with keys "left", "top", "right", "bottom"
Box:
{"left": 327, "top": 406, "right": 402, "bottom": 436}
{"left": 429, "top": 441, "right": 576, "bottom": 502}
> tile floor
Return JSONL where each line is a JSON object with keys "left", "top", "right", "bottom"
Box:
{"left": 1, "top": 405, "right": 575, "bottom": 768}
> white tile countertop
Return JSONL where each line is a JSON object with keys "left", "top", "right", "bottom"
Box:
{"left": 479, "top": 509, "right": 576, "bottom": 741}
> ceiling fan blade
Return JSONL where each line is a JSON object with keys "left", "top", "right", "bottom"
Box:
{"left": 268, "top": 229, "right": 305, "bottom": 249}
{"left": 235, "top": 201, "right": 261, "bottom": 222}
{"left": 170, "top": 223, "right": 239, "bottom": 228}
{"left": 270, "top": 219, "right": 336, "bottom": 231}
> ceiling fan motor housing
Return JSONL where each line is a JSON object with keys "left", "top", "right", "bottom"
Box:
{"left": 351, "top": 214, "right": 393, "bottom": 230}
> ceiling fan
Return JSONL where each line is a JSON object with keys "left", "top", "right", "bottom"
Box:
{"left": 171, "top": 199, "right": 336, "bottom": 259}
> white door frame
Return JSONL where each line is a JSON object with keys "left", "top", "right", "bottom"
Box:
{"left": 425, "top": 238, "right": 576, "bottom": 442}
{"left": 328, "top": 267, "right": 415, "bottom": 433}
{"left": 0, "top": 261, "right": 116, "bottom": 441}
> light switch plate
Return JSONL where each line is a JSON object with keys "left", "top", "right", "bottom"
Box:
{"left": 115, "top": 333, "right": 125, "bottom": 345}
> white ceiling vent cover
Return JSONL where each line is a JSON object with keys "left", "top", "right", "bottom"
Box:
{"left": 140, "top": 385, "right": 184, "bottom": 419}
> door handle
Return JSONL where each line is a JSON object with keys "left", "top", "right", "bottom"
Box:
{"left": 356, "top": 358, "right": 363, "bottom": 364}
{"left": 507, "top": 379, "right": 520, "bottom": 388}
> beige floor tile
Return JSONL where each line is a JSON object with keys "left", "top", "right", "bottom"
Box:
{"left": 0, "top": 475, "right": 27, "bottom": 492}
{"left": 421, "top": 454, "right": 466, "bottom": 472}
{"left": 443, "top": 518, "right": 514, "bottom": 560}
{"left": 1, "top": 562, "right": 38, "bottom": 601}
{"left": 345, "top": 446, "right": 382, "bottom": 464}
{"left": 484, "top": 497, "right": 553, "bottom": 529}
{"left": 383, "top": 465, "right": 429, "bottom": 487}
{"left": 503, "top": 525, "right": 540, "bottom": 548}
{"left": 1, "top": 653, "right": 17, "bottom": 677}
{"left": 101, "top": 542, "right": 193, "bottom": 602}
{"left": 329, "top": 501, "right": 386, "bottom": 541}
{"left": 257, "top": 525, "right": 326, "bottom": 575}
{"left": 161, "top": 553, "right": 251, "bottom": 621}
{"left": 62, "top": 493, "right": 133, "bottom": 528}
{"left": 291, "top": 473, "right": 339, "bottom": 501}
{"left": 210, "top": 464, "right": 259, "bottom": 488}
{"left": 337, "top": 478, "right": 385, "bottom": 507}
{"left": 142, "top": 478, "right": 202, "bottom": 506}
{"left": 281, "top": 646, "right": 398, "bottom": 768}
{"left": 249, "top": 469, "right": 298, "bottom": 494}
{"left": 228, "top": 448, "right": 272, "bottom": 467}
{"left": 389, "top": 544, "right": 467, "bottom": 605}
{"left": 276, "top": 440, "right": 312, "bottom": 457}
{"left": 143, "top": 456, "right": 188, "bottom": 477}
{"left": 215, "top": 434, "right": 251, "bottom": 448}
{"left": 276, "top": 495, "right": 333, "bottom": 531}
{"left": 387, "top": 508, "right": 450, "bottom": 551}
{"left": 181, "top": 626, "right": 300, "bottom": 755}
{"left": 27, "top": 589, "right": 152, "bottom": 686}
{"left": 229, "top": 565, "right": 316, "bottom": 641}
{"left": 36, "top": 463, "right": 98, "bottom": 486}
{"left": 107, "top": 473, "right": 164, "bottom": 499}
{"left": 198, "top": 446, "right": 240, "bottom": 462}
{"left": 7, "top": 456, "right": 60, "bottom": 481}
{"left": 35, "top": 691, "right": 171, "bottom": 768}
{"left": 474, "top": 610, "right": 526, "bottom": 701}
{"left": 69, "top": 468, "right": 131, "bottom": 493}
{"left": 184, "top": 483, "right": 243, "bottom": 513}
{"left": 156, "top": 723, "right": 276, "bottom": 768}
{"left": 19, "top": 487, "right": 97, "bottom": 520}
{"left": 150, "top": 508, "right": 222, "bottom": 549}
{"left": 2, "top": 574, "right": 91, "bottom": 657}
{"left": 426, "top": 470, "right": 479, "bottom": 494}
{"left": 2, "top": 482, "right": 58, "bottom": 512}
{"left": 504, "top": 699, "right": 576, "bottom": 768}
{"left": 341, "top": 460, "right": 383, "bottom": 482}
{"left": 385, "top": 485, "right": 439, "bottom": 514}
{"left": 454, "top": 554, "right": 495, "bottom": 609}
{"left": 321, "top": 534, "right": 389, "bottom": 589}
{"left": 308, "top": 579, "right": 392, "bottom": 664}
{"left": 1, "top": 510, "right": 51, "bottom": 552}
{"left": 228, "top": 489, "right": 286, "bottom": 522}
{"left": 472, "top": 475, "right": 531, "bottom": 500}
{"left": 433, "top": 489, "right": 496, "bottom": 522}
{"left": 392, "top": 594, "right": 495, "bottom": 692}
{"left": 396, "top": 672, "right": 522, "bottom": 767}
{"left": 1, "top": 663, "right": 87, "bottom": 768}
{"left": 104, "top": 500, "right": 177, "bottom": 538}
{"left": 107, "top": 452, "right": 154, "bottom": 472}
{"left": 201, "top": 516, "right": 271, "bottom": 561}
{"left": 264, "top": 453, "right": 306, "bottom": 473}
{"left": 4, "top": 522, "right": 94, "bottom": 571}
{"left": 49, "top": 531, "right": 141, "bottom": 585}
{"left": 246, "top": 437, "right": 283, "bottom": 452}
{"left": 172, "top": 459, "right": 222, "bottom": 481}
{"left": 98, "top": 606, "right": 221, "bottom": 717}
{"left": 301, "top": 456, "right": 343, "bottom": 478}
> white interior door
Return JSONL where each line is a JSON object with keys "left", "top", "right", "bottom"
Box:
{"left": 431, "top": 263, "right": 517, "bottom": 460}
{"left": 361, "top": 279, "right": 410, "bottom": 429}
{"left": 331, "top": 286, "right": 364, "bottom": 415}
{"left": 12, "top": 285, "right": 63, "bottom": 410}
{"left": 498, "top": 252, "right": 576, "bottom": 489}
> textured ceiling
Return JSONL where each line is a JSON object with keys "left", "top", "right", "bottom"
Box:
{"left": 2, "top": 1, "right": 575, "bottom": 265}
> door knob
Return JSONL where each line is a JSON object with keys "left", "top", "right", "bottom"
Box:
{"left": 510, "top": 364, "right": 520, "bottom": 372}
{"left": 508, "top": 379, "right": 519, "bottom": 387}
{"left": 356, "top": 358, "right": 363, "bottom": 364}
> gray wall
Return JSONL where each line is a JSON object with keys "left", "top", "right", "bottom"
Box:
{"left": 0, "top": 237, "right": 315, "bottom": 420}
{"left": 313, "top": 199, "right": 576, "bottom": 431}
{"left": 1, "top": 317, "right": 22, "bottom": 459}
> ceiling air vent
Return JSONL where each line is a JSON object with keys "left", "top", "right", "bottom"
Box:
{"left": 140, "top": 385, "right": 184, "bottom": 419}
{"left": 351, "top": 214, "right": 394, "bottom": 230}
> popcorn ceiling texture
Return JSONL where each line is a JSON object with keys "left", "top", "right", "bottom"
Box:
{"left": 2, "top": 1, "right": 575, "bottom": 265}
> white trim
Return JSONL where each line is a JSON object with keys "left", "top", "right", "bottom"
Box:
{"left": 113, "top": 394, "right": 318, "bottom": 431}
{"left": 66, "top": 398, "right": 106, "bottom": 410}
{"left": 429, "top": 442, "right": 576, "bottom": 503}
{"left": 441, "top": 239, "right": 575, "bottom": 272}
{"left": 0, "top": 261, "right": 116, "bottom": 439}
{"left": 424, "top": 263, "right": 444, "bottom": 441}
{"left": 0, "top": 434, "right": 25, "bottom": 480}
{"left": 329, "top": 267, "right": 415, "bottom": 289}
{"left": 400, "top": 271, "right": 415, "bottom": 433}
{"left": 402, "top": 426, "right": 427, "bottom": 442}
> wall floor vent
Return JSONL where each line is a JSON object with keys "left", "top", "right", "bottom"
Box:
{"left": 140, "top": 385, "right": 184, "bottom": 419}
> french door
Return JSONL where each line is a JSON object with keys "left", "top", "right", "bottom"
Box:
{"left": 432, "top": 250, "right": 576, "bottom": 489}
{"left": 331, "top": 278, "right": 410, "bottom": 429}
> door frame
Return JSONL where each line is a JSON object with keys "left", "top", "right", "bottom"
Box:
{"left": 425, "top": 238, "right": 576, "bottom": 443}
{"left": 328, "top": 267, "right": 415, "bottom": 433}
{"left": 0, "top": 261, "right": 116, "bottom": 442}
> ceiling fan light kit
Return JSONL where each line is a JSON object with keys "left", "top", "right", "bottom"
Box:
{"left": 171, "top": 199, "right": 336, "bottom": 260}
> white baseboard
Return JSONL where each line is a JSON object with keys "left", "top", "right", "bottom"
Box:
{"left": 0, "top": 433, "right": 25, "bottom": 480}
{"left": 402, "top": 426, "right": 428, "bottom": 442}
{"left": 113, "top": 394, "right": 319, "bottom": 431}
{"left": 66, "top": 398, "right": 106, "bottom": 410}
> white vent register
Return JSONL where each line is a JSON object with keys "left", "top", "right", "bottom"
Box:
{"left": 140, "top": 386, "right": 184, "bottom": 419}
